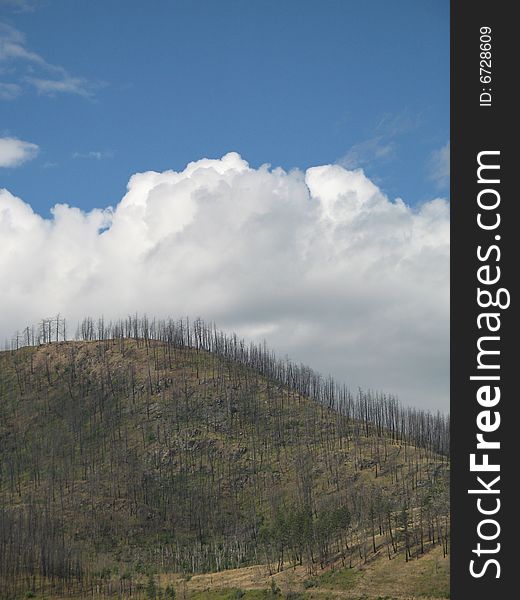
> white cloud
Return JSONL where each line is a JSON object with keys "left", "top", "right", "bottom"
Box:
{"left": 429, "top": 141, "right": 450, "bottom": 188}
{"left": 0, "top": 22, "right": 46, "bottom": 64}
{"left": 0, "top": 136, "right": 38, "bottom": 166}
{"left": 0, "top": 153, "right": 449, "bottom": 411}
{"left": 0, "top": 0, "right": 38, "bottom": 12}
{"left": 337, "top": 110, "right": 422, "bottom": 171}
{"left": 0, "top": 22, "right": 94, "bottom": 98}
{"left": 0, "top": 81, "right": 21, "bottom": 100}
{"left": 42, "top": 160, "right": 58, "bottom": 169}
{"left": 72, "top": 150, "right": 114, "bottom": 160}
{"left": 26, "top": 75, "right": 93, "bottom": 98}
{"left": 339, "top": 136, "right": 394, "bottom": 169}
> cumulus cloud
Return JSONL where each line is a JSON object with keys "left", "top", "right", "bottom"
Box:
{"left": 0, "top": 153, "right": 449, "bottom": 410}
{"left": 0, "top": 136, "right": 39, "bottom": 166}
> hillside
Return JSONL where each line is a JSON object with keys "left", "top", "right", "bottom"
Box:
{"left": 0, "top": 319, "right": 450, "bottom": 599}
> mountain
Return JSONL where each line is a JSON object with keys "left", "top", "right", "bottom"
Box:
{"left": 0, "top": 317, "right": 450, "bottom": 600}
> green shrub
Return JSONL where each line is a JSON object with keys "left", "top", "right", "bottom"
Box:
{"left": 147, "top": 574, "right": 157, "bottom": 599}
{"left": 269, "top": 579, "right": 281, "bottom": 597}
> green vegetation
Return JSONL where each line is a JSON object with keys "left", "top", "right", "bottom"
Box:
{"left": 0, "top": 317, "right": 450, "bottom": 599}
{"left": 308, "top": 566, "right": 360, "bottom": 590}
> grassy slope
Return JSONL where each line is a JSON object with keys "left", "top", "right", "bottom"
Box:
{"left": 161, "top": 543, "right": 449, "bottom": 600}
{"left": 0, "top": 340, "right": 449, "bottom": 599}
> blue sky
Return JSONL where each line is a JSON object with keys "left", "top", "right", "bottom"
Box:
{"left": 1, "top": 0, "right": 449, "bottom": 216}
{"left": 1, "top": 1, "right": 450, "bottom": 410}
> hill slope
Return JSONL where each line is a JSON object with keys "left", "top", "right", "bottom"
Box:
{"left": 0, "top": 333, "right": 449, "bottom": 599}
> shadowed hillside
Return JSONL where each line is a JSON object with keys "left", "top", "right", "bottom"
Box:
{"left": 0, "top": 317, "right": 449, "bottom": 599}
